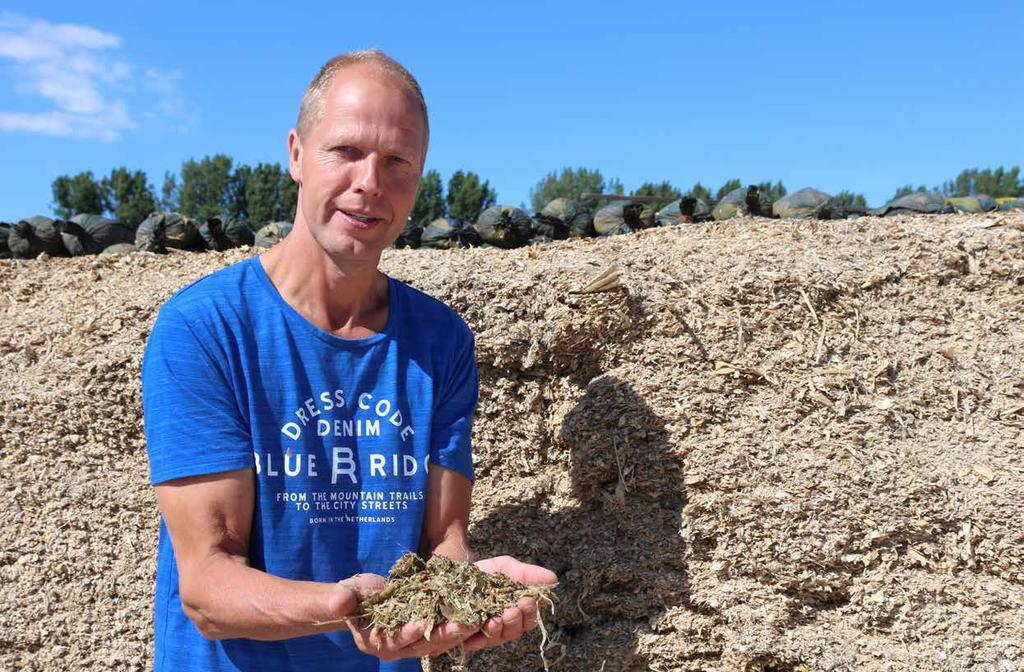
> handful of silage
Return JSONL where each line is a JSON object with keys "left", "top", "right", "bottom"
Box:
{"left": 359, "top": 553, "right": 555, "bottom": 640}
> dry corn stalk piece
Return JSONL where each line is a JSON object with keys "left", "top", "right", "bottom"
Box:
{"left": 569, "top": 264, "right": 622, "bottom": 294}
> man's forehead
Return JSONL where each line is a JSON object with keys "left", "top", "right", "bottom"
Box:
{"left": 317, "top": 69, "right": 425, "bottom": 145}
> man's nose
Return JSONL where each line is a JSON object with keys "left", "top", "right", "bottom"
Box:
{"left": 353, "top": 155, "right": 383, "bottom": 196}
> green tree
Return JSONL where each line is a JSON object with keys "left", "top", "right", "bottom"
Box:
{"left": 529, "top": 167, "right": 614, "bottom": 211}
{"left": 715, "top": 178, "right": 742, "bottom": 200}
{"left": 633, "top": 181, "right": 681, "bottom": 200}
{"left": 831, "top": 191, "right": 868, "bottom": 209}
{"left": 683, "top": 182, "right": 712, "bottom": 201}
{"left": 225, "top": 164, "right": 252, "bottom": 223}
{"left": 892, "top": 184, "right": 928, "bottom": 200}
{"left": 756, "top": 180, "right": 787, "bottom": 202}
{"left": 446, "top": 170, "right": 496, "bottom": 225}
{"left": 247, "top": 163, "right": 296, "bottom": 227}
{"left": 51, "top": 171, "right": 107, "bottom": 219}
{"left": 411, "top": 169, "right": 445, "bottom": 226}
{"left": 102, "top": 167, "right": 156, "bottom": 228}
{"left": 160, "top": 171, "right": 180, "bottom": 212}
{"left": 221, "top": 162, "right": 296, "bottom": 227}
{"left": 940, "top": 166, "right": 1021, "bottom": 197}
{"left": 279, "top": 170, "right": 298, "bottom": 222}
{"left": 179, "top": 154, "right": 234, "bottom": 220}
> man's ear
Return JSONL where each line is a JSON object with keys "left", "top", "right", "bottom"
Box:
{"left": 287, "top": 129, "right": 302, "bottom": 184}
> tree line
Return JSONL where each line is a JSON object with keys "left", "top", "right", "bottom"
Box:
{"left": 51, "top": 158, "right": 500, "bottom": 232}
{"left": 51, "top": 156, "right": 298, "bottom": 230}
{"left": 52, "top": 160, "right": 1022, "bottom": 230}
{"left": 524, "top": 169, "right": 861, "bottom": 213}
{"left": 893, "top": 166, "right": 1022, "bottom": 200}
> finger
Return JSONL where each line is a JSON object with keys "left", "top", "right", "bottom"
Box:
{"left": 461, "top": 608, "right": 521, "bottom": 653}
{"left": 348, "top": 621, "right": 424, "bottom": 655}
{"left": 435, "top": 620, "right": 480, "bottom": 642}
{"left": 460, "top": 617, "right": 501, "bottom": 652}
{"left": 393, "top": 621, "right": 477, "bottom": 659}
{"left": 339, "top": 573, "right": 386, "bottom": 598}
{"left": 498, "top": 604, "right": 525, "bottom": 642}
{"left": 324, "top": 585, "right": 359, "bottom": 623}
{"left": 474, "top": 557, "right": 558, "bottom": 586}
{"left": 517, "top": 597, "right": 539, "bottom": 632}
{"left": 386, "top": 621, "right": 428, "bottom": 650}
{"left": 521, "top": 564, "right": 558, "bottom": 586}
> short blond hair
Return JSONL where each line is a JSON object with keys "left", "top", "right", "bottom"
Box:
{"left": 296, "top": 49, "right": 429, "bottom": 153}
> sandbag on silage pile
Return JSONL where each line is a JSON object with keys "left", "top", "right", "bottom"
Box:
{"left": 420, "top": 217, "right": 458, "bottom": 249}
{"left": 872, "top": 192, "right": 953, "bottom": 217}
{"left": 593, "top": 202, "right": 656, "bottom": 237}
{"left": 60, "top": 214, "right": 135, "bottom": 256}
{"left": 199, "top": 215, "right": 255, "bottom": 251}
{"left": 655, "top": 200, "right": 682, "bottom": 227}
{"left": 0, "top": 222, "right": 11, "bottom": 259}
{"left": 7, "top": 216, "right": 67, "bottom": 258}
{"left": 996, "top": 198, "right": 1024, "bottom": 211}
{"left": 660, "top": 197, "right": 714, "bottom": 225}
{"left": 681, "top": 196, "right": 714, "bottom": 223}
{"left": 772, "top": 187, "right": 832, "bottom": 219}
{"left": 745, "top": 185, "right": 774, "bottom": 217}
{"left": 534, "top": 198, "right": 593, "bottom": 239}
{"left": 712, "top": 187, "right": 747, "bottom": 221}
{"left": 819, "top": 198, "right": 868, "bottom": 220}
{"left": 253, "top": 221, "right": 293, "bottom": 248}
{"left": 713, "top": 186, "right": 774, "bottom": 221}
{"left": 393, "top": 220, "right": 422, "bottom": 249}
{"left": 974, "top": 194, "right": 997, "bottom": 211}
{"left": 945, "top": 195, "right": 997, "bottom": 213}
{"left": 100, "top": 243, "right": 136, "bottom": 256}
{"left": 420, "top": 217, "right": 480, "bottom": 249}
{"left": 135, "top": 212, "right": 203, "bottom": 253}
{"left": 473, "top": 205, "right": 534, "bottom": 249}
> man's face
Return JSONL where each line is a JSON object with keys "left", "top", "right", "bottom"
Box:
{"left": 288, "top": 64, "right": 425, "bottom": 263}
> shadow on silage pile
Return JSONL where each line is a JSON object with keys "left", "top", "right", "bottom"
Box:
{"left": 1, "top": 212, "right": 1022, "bottom": 671}
{"left": 406, "top": 212, "right": 1024, "bottom": 671}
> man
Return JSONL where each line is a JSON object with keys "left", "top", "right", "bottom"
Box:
{"left": 142, "top": 49, "right": 556, "bottom": 671}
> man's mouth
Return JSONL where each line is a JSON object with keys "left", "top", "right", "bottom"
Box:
{"left": 339, "top": 210, "right": 385, "bottom": 228}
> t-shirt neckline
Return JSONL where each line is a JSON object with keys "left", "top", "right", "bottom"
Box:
{"left": 250, "top": 254, "right": 397, "bottom": 348}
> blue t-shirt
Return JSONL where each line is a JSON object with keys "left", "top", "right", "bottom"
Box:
{"left": 142, "top": 255, "right": 477, "bottom": 672}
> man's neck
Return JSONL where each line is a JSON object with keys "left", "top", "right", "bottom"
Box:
{"left": 258, "top": 223, "right": 389, "bottom": 339}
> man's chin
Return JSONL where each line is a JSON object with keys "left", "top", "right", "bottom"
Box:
{"left": 316, "top": 233, "right": 387, "bottom": 264}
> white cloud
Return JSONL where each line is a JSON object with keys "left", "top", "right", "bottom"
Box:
{"left": 0, "top": 111, "right": 73, "bottom": 136}
{"left": 0, "top": 12, "right": 121, "bottom": 51}
{"left": 144, "top": 67, "right": 186, "bottom": 117}
{"left": 0, "top": 12, "right": 183, "bottom": 141}
{"left": 0, "top": 103, "right": 132, "bottom": 141}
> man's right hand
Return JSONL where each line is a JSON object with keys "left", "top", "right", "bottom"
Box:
{"left": 346, "top": 609, "right": 480, "bottom": 662}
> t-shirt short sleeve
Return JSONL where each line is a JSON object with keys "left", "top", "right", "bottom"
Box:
{"left": 142, "top": 304, "right": 254, "bottom": 484}
{"left": 428, "top": 321, "right": 478, "bottom": 482}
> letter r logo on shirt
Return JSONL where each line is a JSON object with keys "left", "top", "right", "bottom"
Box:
{"left": 331, "top": 446, "right": 358, "bottom": 484}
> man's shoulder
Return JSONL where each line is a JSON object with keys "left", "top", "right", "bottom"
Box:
{"left": 158, "top": 256, "right": 255, "bottom": 326}
{"left": 392, "top": 278, "right": 473, "bottom": 343}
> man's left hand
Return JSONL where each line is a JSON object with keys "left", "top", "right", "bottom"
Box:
{"left": 456, "top": 555, "right": 558, "bottom": 653}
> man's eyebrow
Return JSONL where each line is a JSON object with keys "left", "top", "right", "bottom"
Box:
{"left": 322, "top": 137, "right": 419, "bottom": 158}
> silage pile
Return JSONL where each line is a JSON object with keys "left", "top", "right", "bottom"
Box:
{"left": 1, "top": 212, "right": 1022, "bottom": 671}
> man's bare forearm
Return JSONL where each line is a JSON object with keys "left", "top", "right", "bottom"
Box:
{"left": 179, "top": 551, "right": 362, "bottom": 641}
{"left": 427, "top": 532, "right": 477, "bottom": 563}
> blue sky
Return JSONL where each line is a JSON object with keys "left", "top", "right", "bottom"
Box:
{"left": 1, "top": 1, "right": 1021, "bottom": 221}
